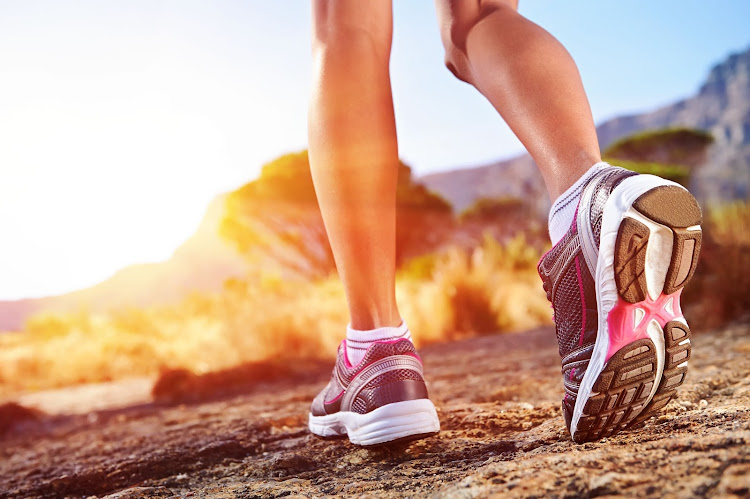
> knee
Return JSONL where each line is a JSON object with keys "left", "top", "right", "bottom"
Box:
{"left": 440, "top": 13, "right": 476, "bottom": 83}
{"left": 440, "top": 23, "right": 474, "bottom": 84}
{"left": 438, "top": 0, "right": 517, "bottom": 83}
{"left": 311, "top": 6, "right": 391, "bottom": 64}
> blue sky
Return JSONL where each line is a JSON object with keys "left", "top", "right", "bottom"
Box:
{"left": 0, "top": 0, "right": 749, "bottom": 300}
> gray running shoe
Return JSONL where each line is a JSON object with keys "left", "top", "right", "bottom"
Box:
{"left": 538, "top": 167, "right": 702, "bottom": 442}
{"left": 308, "top": 338, "right": 440, "bottom": 446}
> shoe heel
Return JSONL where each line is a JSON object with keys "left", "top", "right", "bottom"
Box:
{"left": 614, "top": 185, "right": 702, "bottom": 302}
{"left": 347, "top": 399, "right": 440, "bottom": 447}
{"left": 575, "top": 338, "right": 658, "bottom": 442}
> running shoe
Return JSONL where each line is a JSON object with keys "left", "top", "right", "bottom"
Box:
{"left": 308, "top": 338, "right": 440, "bottom": 446}
{"left": 538, "top": 167, "right": 702, "bottom": 442}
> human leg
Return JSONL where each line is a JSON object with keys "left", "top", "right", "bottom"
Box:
{"left": 435, "top": 0, "right": 601, "bottom": 201}
{"left": 307, "top": 0, "right": 439, "bottom": 445}
{"left": 435, "top": 0, "right": 703, "bottom": 442}
{"left": 309, "top": 0, "right": 400, "bottom": 331}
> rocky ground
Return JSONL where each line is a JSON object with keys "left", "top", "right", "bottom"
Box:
{"left": 1, "top": 321, "right": 749, "bottom": 498}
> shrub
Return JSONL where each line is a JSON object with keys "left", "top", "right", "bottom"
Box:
{"left": 604, "top": 127, "right": 713, "bottom": 168}
{"left": 0, "top": 234, "right": 552, "bottom": 396}
{"left": 398, "top": 233, "right": 551, "bottom": 343}
{"left": 683, "top": 201, "right": 750, "bottom": 328}
{"left": 605, "top": 158, "right": 691, "bottom": 187}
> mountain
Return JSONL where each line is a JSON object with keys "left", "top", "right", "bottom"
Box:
{"left": 421, "top": 46, "right": 750, "bottom": 212}
{"left": 418, "top": 155, "right": 548, "bottom": 218}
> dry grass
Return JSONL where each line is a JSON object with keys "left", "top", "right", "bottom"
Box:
{"left": 683, "top": 201, "right": 750, "bottom": 328}
{"left": 398, "top": 234, "right": 551, "bottom": 343}
{"left": 4, "top": 197, "right": 747, "bottom": 399}
{"left": 0, "top": 235, "right": 551, "bottom": 397}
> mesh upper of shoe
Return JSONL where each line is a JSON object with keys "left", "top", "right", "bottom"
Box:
{"left": 339, "top": 340, "right": 418, "bottom": 384}
{"left": 311, "top": 339, "right": 425, "bottom": 416}
{"left": 350, "top": 369, "right": 424, "bottom": 414}
{"left": 587, "top": 168, "right": 636, "bottom": 251}
{"left": 538, "top": 167, "right": 635, "bottom": 421}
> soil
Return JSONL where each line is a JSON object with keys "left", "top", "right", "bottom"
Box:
{"left": 2, "top": 321, "right": 749, "bottom": 498}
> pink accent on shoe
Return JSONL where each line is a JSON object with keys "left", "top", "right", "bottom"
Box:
{"left": 404, "top": 351, "right": 423, "bottom": 363}
{"left": 325, "top": 390, "right": 344, "bottom": 404}
{"left": 342, "top": 339, "right": 356, "bottom": 369}
{"left": 565, "top": 257, "right": 589, "bottom": 386}
{"left": 538, "top": 208, "right": 578, "bottom": 263}
{"left": 377, "top": 338, "right": 415, "bottom": 346}
{"left": 575, "top": 257, "right": 587, "bottom": 347}
{"left": 571, "top": 204, "right": 581, "bottom": 232}
{"left": 606, "top": 289, "right": 683, "bottom": 362}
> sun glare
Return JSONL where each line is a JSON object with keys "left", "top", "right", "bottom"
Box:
{"left": 0, "top": 65, "right": 247, "bottom": 300}
{"left": 0, "top": 2, "right": 315, "bottom": 300}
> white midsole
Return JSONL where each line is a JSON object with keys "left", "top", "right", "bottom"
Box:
{"left": 570, "top": 174, "right": 686, "bottom": 437}
{"left": 308, "top": 399, "right": 440, "bottom": 446}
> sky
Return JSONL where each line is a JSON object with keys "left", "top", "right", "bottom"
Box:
{"left": 1, "top": 1, "right": 749, "bottom": 300}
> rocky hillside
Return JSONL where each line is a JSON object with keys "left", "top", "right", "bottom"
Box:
{"left": 598, "top": 46, "right": 750, "bottom": 203}
{"left": 422, "top": 46, "right": 750, "bottom": 212}
{"left": 418, "top": 155, "right": 548, "bottom": 218}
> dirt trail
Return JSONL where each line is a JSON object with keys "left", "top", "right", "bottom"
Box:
{"left": 2, "top": 322, "right": 749, "bottom": 498}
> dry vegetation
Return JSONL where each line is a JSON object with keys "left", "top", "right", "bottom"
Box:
{"left": 683, "top": 200, "right": 750, "bottom": 328}
{"left": 2, "top": 132, "right": 748, "bottom": 401}
{"left": 0, "top": 234, "right": 550, "bottom": 398}
{"left": 4, "top": 195, "right": 746, "bottom": 399}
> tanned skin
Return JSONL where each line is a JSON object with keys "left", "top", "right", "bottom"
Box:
{"left": 308, "top": 0, "right": 601, "bottom": 330}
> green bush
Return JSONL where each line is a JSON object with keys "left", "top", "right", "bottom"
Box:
{"left": 605, "top": 158, "right": 691, "bottom": 187}
{"left": 604, "top": 127, "right": 713, "bottom": 167}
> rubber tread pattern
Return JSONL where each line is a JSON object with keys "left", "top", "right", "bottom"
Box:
{"left": 632, "top": 185, "right": 702, "bottom": 227}
{"left": 574, "top": 339, "right": 657, "bottom": 442}
{"left": 632, "top": 321, "right": 692, "bottom": 425}
{"left": 614, "top": 217, "right": 651, "bottom": 303}
{"left": 632, "top": 186, "right": 703, "bottom": 296}
{"left": 664, "top": 228, "right": 702, "bottom": 295}
{"left": 608, "top": 186, "right": 700, "bottom": 430}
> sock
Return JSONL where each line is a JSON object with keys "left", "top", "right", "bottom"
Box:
{"left": 548, "top": 162, "right": 610, "bottom": 245}
{"left": 345, "top": 320, "right": 412, "bottom": 366}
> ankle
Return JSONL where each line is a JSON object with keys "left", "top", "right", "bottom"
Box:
{"left": 349, "top": 306, "right": 402, "bottom": 330}
{"left": 548, "top": 161, "right": 609, "bottom": 244}
{"left": 345, "top": 320, "right": 412, "bottom": 365}
{"left": 545, "top": 153, "right": 603, "bottom": 200}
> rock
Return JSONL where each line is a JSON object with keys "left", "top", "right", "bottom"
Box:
{"left": 715, "top": 464, "right": 750, "bottom": 497}
{"left": 589, "top": 472, "right": 648, "bottom": 496}
{"left": 2, "top": 322, "right": 749, "bottom": 498}
{"left": 0, "top": 402, "right": 42, "bottom": 435}
{"left": 102, "top": 486, "right": 173, "bottom": 498}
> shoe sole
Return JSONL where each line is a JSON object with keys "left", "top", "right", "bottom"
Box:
{"left": 308, "top": 399, "right": 440, "bottom": 447}
{"left": 571, "top": 176, "right": 702, "bottom": 442}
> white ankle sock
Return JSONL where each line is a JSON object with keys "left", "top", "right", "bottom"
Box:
{"left": 345, "top": 320, "right": 412, "bottom": 366}
{"left": 548, "top": 162, "right": 610, "bottom": 245}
